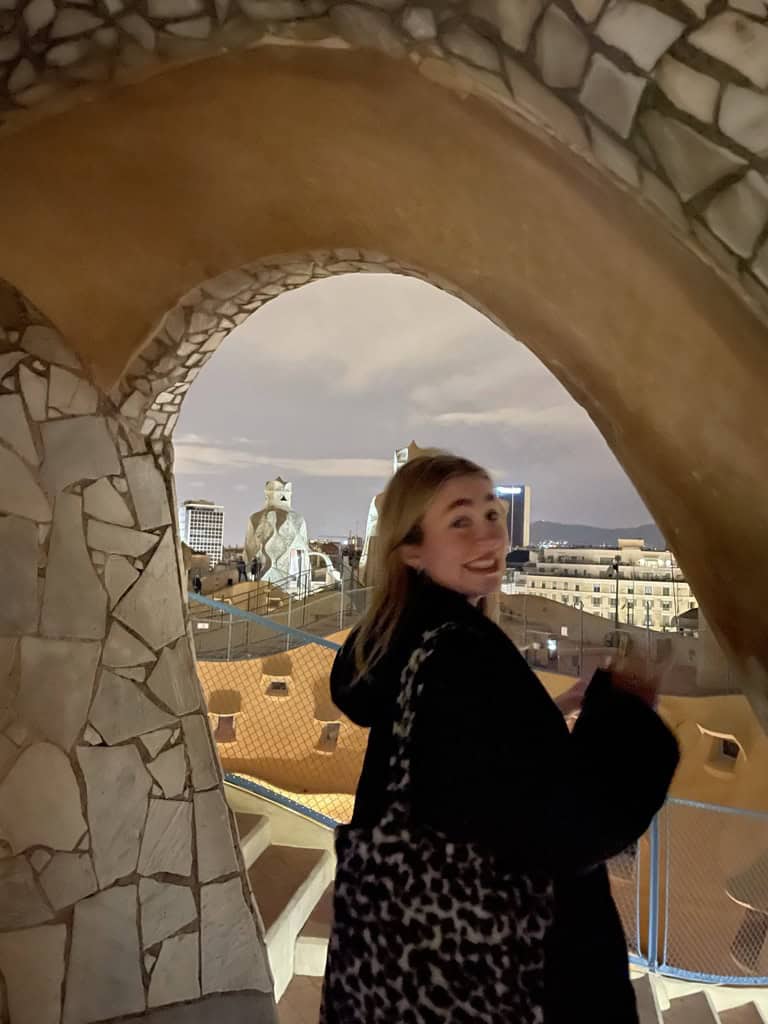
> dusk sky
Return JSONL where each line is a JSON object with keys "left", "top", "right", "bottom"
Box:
{"left": 172, "top": 274, "right": 651, "bottom": 545}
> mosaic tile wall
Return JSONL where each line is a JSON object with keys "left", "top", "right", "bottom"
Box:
{"left": 0, "top": 279, "right": 276, "bottom": 1024}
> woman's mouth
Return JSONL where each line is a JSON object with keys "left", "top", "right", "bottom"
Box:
{"left": 463, "top": 557, "right": 501, "bottom": 575}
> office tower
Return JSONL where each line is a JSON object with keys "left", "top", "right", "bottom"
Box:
{"left": 178, "top": 499, "right": 224, "bottom": 568}
{"left": 494, "top": 484, "right": 531, "bottom": 549}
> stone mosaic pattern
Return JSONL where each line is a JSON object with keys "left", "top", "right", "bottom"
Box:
{"left": 0, "top": 280, "right": 276, "bottom": 1024}
{"left": 3, "top": 2, "right": 768, "bottom": 323}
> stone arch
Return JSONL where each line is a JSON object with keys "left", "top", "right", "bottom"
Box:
{"left": 0, "top": 279, "right": 275, "bottom": 1024}
{"left": 4, "top": 2, "right": 768, "bottom": 328}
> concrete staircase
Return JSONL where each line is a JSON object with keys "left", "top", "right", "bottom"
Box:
{"left": 634, "top": 976, "right": 768, "bottom": 1023}
{"left": 233, "top": 800, "right": 768, "bottom": 1021}
{"left": 233, "top": 809, "right": 334, "bottom": 1002}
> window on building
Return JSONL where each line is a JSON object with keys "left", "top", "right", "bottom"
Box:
{"left": 561, "top": 595, "right": 569, "bottom": 604}
{"left": 663, "top": 587, "right": 671, "bottom": 597}
{"left": 562, "top": 582, "right": 568, "bottom": 589}
{"left": 662, "top": 615, "right": 671, "bottom": 627}
{"left": 644, "top": 585, "right": 653, "bottom": 595}
{"left": 552, "top": 581, "right": 559, "bottom": 590}
{"left": 575, "top": 584, "right": 581, "bottom": 592}
{"left": 662, "top": 601, "right": 672, "bottom": 611}
{"left": 593, "top": 584, "right": 601, "bottom": 593}
{"left": 592, "top": 597, "right": 602, "bottom": 607}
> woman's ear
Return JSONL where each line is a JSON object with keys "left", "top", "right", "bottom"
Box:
{"left": 400, "top": 544, "right": 422, "bottom": 571}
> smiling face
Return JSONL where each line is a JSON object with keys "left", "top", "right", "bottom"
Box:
{"left": 402, "top": 473, "right": 507, "bottom": 602}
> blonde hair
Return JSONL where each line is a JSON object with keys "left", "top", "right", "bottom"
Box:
{"left": 353, "top": 451, "right": 500, "bottom": 677}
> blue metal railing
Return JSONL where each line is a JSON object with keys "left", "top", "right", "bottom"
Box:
{"left": 224, "top": 772, "right": 339, "bottom": 831}
{"left": 655, "top": 797, "right": 768, "bottom": 986}
{"left": 189, "top": 591, "right": 343, "bottom": 651}
{"left": 647, "top": 815, "right": 661, "bottom": 971}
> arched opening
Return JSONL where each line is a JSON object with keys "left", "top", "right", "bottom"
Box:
{"left": 173, "top": 265, "right": 661, "bottom": 787}
{"left": 109, "top": 244, "right": 766, "bottom": 703}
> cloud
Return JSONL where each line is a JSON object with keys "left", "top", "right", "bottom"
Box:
{"left": 427, "top": 405, "right": 589, "bottom": 431}
{"left": 169, "top": 274, "right": 650, "bottom": 532}
{"left": 174, "top": 439, "right": 390, "bottom": 479}
{"left": 213, "top": 274, "right": 497, "bottom": 393}
{"left": 174, "top": 432, "right": 208, "bottom": 444}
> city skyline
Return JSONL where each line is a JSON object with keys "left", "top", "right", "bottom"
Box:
{"left": 172, "top": 274, "right": 653, "bottom": 545}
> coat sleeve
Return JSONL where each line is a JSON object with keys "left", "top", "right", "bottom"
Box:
{"left": 410, "top": 632, "right": 679, "bottom": 877}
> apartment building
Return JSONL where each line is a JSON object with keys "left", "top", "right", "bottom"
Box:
{"left": 519, "top": 538, "right": 697, "bottom": 632}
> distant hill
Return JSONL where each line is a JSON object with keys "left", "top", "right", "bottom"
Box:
{"left": 530, "top": 521, "right": 666, "bottom": 549}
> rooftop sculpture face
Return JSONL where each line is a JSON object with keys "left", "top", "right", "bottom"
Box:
{"left": 265, "top": 477, "right": 292, "bottom": 511}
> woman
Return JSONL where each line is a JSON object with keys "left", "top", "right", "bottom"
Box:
{"left": 322, "top": 452, "right": 679, "bottom": 1023}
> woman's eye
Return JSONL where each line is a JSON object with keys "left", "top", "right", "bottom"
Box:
{"left": 451, "top": 517, "right": 470, "bottom": 528}
{"left": 487, "top": 509, "right": 500, "bottom": 521}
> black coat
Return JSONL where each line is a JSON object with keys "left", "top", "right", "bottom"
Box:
{"left": 330, "top": 576, "right": 680, "bottom": 1023}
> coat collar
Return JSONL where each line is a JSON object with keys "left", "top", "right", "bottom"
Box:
{"left": 402, "top": 569, "right": 490, "bottom": 634}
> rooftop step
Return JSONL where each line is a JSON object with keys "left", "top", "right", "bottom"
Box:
{"left": 664, "top": 991, "right": 720, "bottom": 1023}
{"left": 247, "top": 844, "right": 334, "bottom": 1001}
{"left": 278, "top": 975, "right": 323, "bottom": 1023}
{"left": 295, "top": 882, "right": 332, "bottom": 977}
{"left": 634, "top": 975, "right": 664, "bottom": 1023}
{"left": 720, "top": 1005, "right": 768, "bottom": 1024}
{"left": 234, "top": 811, "right": 271, "bottom": 869}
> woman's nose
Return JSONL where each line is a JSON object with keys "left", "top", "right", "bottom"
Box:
{"left": 476, "top": 521, "right": 505, "bottom": 545}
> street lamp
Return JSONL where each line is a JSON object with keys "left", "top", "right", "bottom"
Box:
{"left": 573, "top": 597, "right": 585, "bottom": 678}
{"left": 610, "top": 555, "right": 621, "bottom": 633}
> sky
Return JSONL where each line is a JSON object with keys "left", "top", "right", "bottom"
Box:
{"left": 172, "top": 274, "right": 650, "bottom": 545}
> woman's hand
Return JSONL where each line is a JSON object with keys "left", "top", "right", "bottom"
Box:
{"left": 554, "top": 677, "right": 590, "bottom": 717}
{"left": 606, "top": 651, "right": 672, "bottom": 709}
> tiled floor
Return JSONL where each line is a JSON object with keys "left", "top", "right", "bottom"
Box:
{"left": 278, "top": 975, "right": 323, "bottom": 1024}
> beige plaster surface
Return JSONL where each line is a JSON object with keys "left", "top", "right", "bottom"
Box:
{"left": 203, "top": 639, "right": 768, "bottom": 814}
